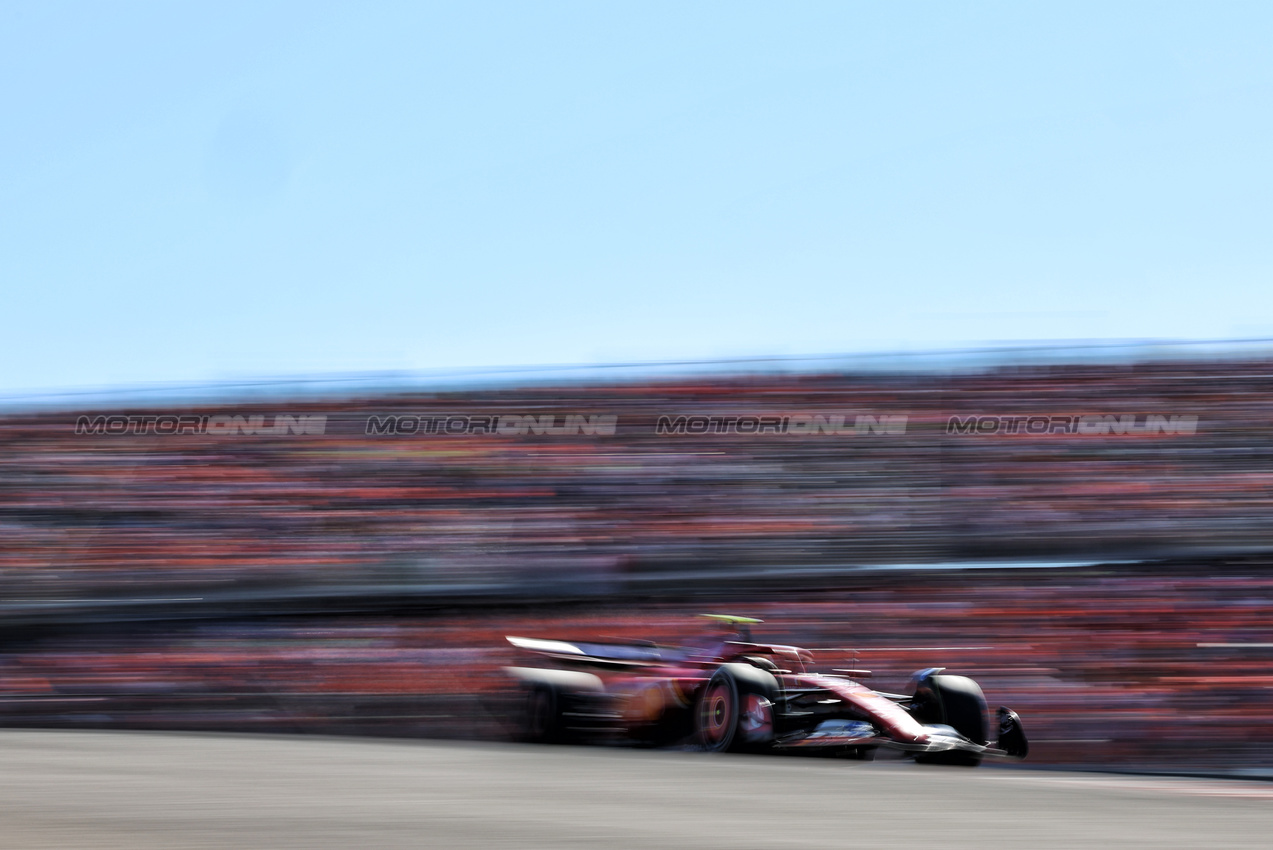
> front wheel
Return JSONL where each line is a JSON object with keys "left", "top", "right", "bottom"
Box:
{"left": 912, "top": 674, "right": 988, "bottom": 767}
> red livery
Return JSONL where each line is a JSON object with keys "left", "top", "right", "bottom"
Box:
{"left": 506, "top": 615, "right": 1028, "bottom": 765}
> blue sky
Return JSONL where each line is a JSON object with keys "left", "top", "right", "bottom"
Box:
{"left": 4, "top": 1, "right": 1272, "bottom": 396}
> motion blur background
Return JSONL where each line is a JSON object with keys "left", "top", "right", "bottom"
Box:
{"left": 4, "top": 2, "right": 1273, "bottom": 775}
{"left": 4, "top": 346, "right": 1273, "bottom": 771}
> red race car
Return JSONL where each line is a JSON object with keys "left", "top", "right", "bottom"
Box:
{"left": 505, "top": 615, "right": 1028, "bottom": 765}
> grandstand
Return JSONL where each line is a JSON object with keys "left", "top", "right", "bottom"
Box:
{"left": 4, "top": 345, "right": 1273, "bottom": 610}
{"left": 3, "top": 344, "right": 1273, "bottom": 770}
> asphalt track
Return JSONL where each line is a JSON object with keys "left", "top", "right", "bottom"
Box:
{"left": 2, "top": 731, "right": 1270, "bottom": 849}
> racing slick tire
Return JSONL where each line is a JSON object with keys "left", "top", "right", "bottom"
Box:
{"left": 911, "top": 674, "right": 989, "bottom": 767}
{"left": 522, "top": 684, "right": 565, "bottom": 744}
{"left": 508, "top": 667, "right": 603, "bottom": 745}
{"left": 696, "top": 663, "right": 780, "bottom": 753}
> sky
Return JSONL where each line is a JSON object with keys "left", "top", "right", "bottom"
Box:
{"left": 3, "top": 1, "right": 1273, "bottom": 397}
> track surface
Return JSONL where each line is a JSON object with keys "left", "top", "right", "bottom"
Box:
{"left": 2, "top": 731, "right": 1270, "bottom": 849}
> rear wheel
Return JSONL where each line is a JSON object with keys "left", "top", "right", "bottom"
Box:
{"left": 696, "top": 664, "right": 779, "bottom": 752}
{"left": 522, "top": 684, "right": 563, "bottom": 743}
{"left": 697, "top": 670, "right": 740, "bottom": 751}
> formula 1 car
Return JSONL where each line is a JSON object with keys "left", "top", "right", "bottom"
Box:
{"left": 505, "top": 615, "right": 1028, "bottom": 765}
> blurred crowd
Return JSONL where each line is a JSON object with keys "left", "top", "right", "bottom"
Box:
{"left": 3, "top": 357, "right": 1273, "bottom": 769}
{"left": 4, "top": 358, "right": 1273, "bottom": 602}
{"left": 1, "top": 566, "right": 1271, "bottom": 769}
